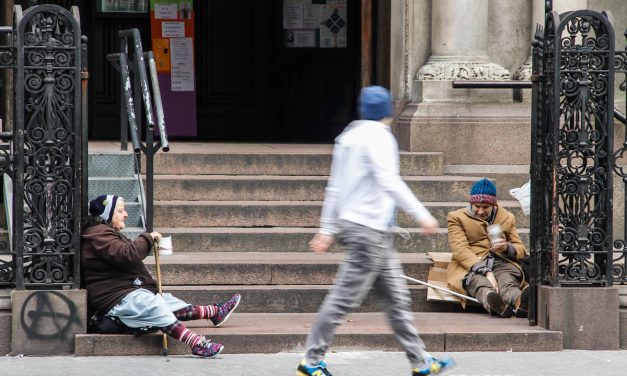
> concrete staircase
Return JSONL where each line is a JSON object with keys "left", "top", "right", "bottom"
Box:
{"left": 87, "top": 152, "right": 145, "bottom": 239}
{"left": 74, "top": 145, "right": 562, "bottom": 355}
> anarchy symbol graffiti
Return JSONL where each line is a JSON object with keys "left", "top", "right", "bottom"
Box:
{"left": 20, "top": 291, "right": 81, "bottom": 339}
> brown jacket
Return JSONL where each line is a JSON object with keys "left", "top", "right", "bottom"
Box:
{"left": 446, "top": 205, "right": 526, "bottom": 303}
{"left": 81, "top": 223, "right": 157, "bottom": 314}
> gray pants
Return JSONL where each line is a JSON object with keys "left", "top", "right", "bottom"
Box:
{"left": 304, "top": 221, "right": 429, "bottom": 369}
{"left": 465, "top": 261, "right": 523, "bottom": 313}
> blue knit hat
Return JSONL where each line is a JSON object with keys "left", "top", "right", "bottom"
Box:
{"left": 89, "top": 194, "right": 120, "bottom": 223}
{"left": 358, "top": 86, "right": 393, "bottom": 120}
{"left": 469, "top": 178, "right": 497, "bottom": 206}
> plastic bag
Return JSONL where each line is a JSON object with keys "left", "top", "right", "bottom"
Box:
{"left": 509, "top": 180, "right": 531, "bottom": 216}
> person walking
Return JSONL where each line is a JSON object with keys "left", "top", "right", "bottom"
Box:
{"left": 296, "top": 86, "right": 455, "bottom": 376}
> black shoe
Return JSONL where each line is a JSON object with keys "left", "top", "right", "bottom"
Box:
{"left": 515, "top": 286, "right": 529, "bottom": 318}
{"left": 519, "top": 285, "right": 529, "bottom": 311}
{"left": 487, "top": 291, "right": 514, "bottom": 318}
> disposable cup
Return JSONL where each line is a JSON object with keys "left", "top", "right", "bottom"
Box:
{"left": 158, "top": 236, "right": 173, "bottom": 256}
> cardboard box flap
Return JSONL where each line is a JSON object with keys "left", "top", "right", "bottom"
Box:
{"left": 426, "top": 266, "right": 461, "bottom": 303}
{"left": 427, "top": 252, "right": 452, "bottom": 269}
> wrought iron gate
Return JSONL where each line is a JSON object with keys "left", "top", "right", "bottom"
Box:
{"left": 529, "top": 7, "right": 627, "bottom": 319}
{"left": 0, "top": 3, "right": 85, "bottom": 289}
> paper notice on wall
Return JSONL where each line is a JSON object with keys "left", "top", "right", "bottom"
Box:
{"left": 162, "top": 22, "right": 185, "bottom": 37}
{"left": 283, "top": 0, "right": 304, "bottom": 29}
{"left": 303, "top": 4, "right": 321, "bottom": 29}
{"left": 152, "top": 38, "right": 171, "bottom": 72}
{"left": 155, "top": 3, "right": 178, "bottom": 19}
{"left": 320, "top": 1, "right": 347, "bottom": 48}
{"left": 170, "top": 38, "right": 194, "bottom": 91}
{"left": 293, "top": 30, "right": 316, "bottom": 47}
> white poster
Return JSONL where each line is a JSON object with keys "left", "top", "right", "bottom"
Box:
{"left": 293, "top": 30, "right": 316, "bottom": 48}
{"left": 283, "top": 0, "right": 304, "bottom": 29}
{"left": 302, "top": 4, "right": 321, "bottom": 29}
{"left": 170, "top": 38, "right": 195, "bottom": 91}
{"left": 162, "top": 22, "right": 186, "bottom": 38}
{"left": 319, "top": 2, "right": 347, "bottom": 48}
{"left": 154, "top": 3, "right": 178, "bottom": 19}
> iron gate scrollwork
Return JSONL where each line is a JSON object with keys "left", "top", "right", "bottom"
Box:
{"left": 0, "top": 4, "right": 85, "bottom": 289}
{"left": 531, "top": 9, "right": 618, "bottom": 288}
{"left": 611, "top": 28, "right": 627, "bottom": 283}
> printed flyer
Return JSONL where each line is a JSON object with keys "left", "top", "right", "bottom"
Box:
{"left": 150, "top": 0, "right": 197, "bottom": 136}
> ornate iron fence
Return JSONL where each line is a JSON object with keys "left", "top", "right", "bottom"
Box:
{"left": 611, "top": 29, "right": 627, "bottom": 282}
{"left": 530, "top": 9, "right": 618, "bottom": 288}
{"left": 0, "top": 3, "right": 85, "bottom": 289}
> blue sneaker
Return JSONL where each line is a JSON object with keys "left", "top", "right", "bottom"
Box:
{"left": 296, "top": 359, "right": 333, "bottom": 376}
{"left": 412, "top": 356, "right": 455, "bottom": 375}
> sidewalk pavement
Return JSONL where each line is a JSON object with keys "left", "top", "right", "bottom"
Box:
{"left": 1, "top": 350, "right": 625, "bottom": 376}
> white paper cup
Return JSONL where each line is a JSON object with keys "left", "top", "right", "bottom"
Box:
{"left": 158, "top": 236, "right": 173, "bottom": 256}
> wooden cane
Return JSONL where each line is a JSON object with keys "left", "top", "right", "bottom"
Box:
{"left": 154, "top": 239, "right": 169, "bottom": 356}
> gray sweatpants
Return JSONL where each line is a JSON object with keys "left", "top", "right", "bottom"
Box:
{"left": 304, "top": 221, "right": 430, "bottom": 369}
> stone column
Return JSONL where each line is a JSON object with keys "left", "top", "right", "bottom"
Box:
{"left": 514, "top": 0, "right": 588, "bottom": 82}
{"left": 414, "top": 0, "right": 510, "bottom": 102}
{"left": 397, "top": 0, "right": 530, "bottom": 161}
{"left": 513, "top": 0, "right": 544, "bottom": 83}
{"left": 554, "top": 0, "right": 588, "bottom": 13}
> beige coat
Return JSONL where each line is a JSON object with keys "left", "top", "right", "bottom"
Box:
{"left": 446, "top": 205, "right": 526, "bottom": 303}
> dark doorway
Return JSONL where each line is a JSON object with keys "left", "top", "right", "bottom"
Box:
{"left": 195, "top": 0, "right": 361, "bottom": 142}
{"left": 17, "top": 0, "right": 364, "bottom": 142}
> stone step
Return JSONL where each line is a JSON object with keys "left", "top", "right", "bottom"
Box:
{"left": 0, "top": 289, "right": 10, "bottom": 310}
{"left": 74, "top": 312, "right": 563, "bottom": 355}
{"left": 143, "top": 252, "right": 431, "bottom": 286}
{"left": 88, "top": 152, "right": 136, "bottom": 177}
{"left": 120, "top": 226, "right": 145, "bottom": 240}
{"left": 162, "top": 285, "right": 464, "bottom": 314}
{"left": 154, "top": 201, "right": 528, "bottom": 228}
{"left": 88, "top": 177, "right": 141, "bottom": 203}
{"left": 152, "top": 175, "right": 482, "bottom": 202}
{"left": 150, "top": 151, "right": 444, "bottom": 176}
{"left": 155, "top": 227, "right": 529, "bottom": 253}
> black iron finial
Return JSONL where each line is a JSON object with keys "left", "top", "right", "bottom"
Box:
{"left": 545, "top": 0, "right": 553, "bottom": 16}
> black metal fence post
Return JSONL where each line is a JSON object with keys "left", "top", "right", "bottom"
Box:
{"left": 538, "top": 9, "right": 616, "bottom": 287}
{"left": 13, "top": 4, "right": 84, "bottom": 289}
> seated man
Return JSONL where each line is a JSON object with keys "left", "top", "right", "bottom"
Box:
{"left": 445, "top": 179, "right": 528, "bottom": 318}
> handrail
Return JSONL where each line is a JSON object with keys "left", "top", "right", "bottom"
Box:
{"left": 106, "top": 52, "right": 141, "bottom": 153}
{"left": 144, "top": 51, "right": 169, "bottom": 152}
{"left": 118, "top": 28, "right": 155, "bottom": 130}
{"left": 452, "top": 80, "right": 626, "bottom": 124}
{"left": 616, "top": 108, "right": 626, "bottom": 125}
{"left": 107, "top": 28, "right": 169, "bottom": 233}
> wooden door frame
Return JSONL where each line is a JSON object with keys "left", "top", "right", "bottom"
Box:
{"left": 361, "top": 0, "right": 391, "bottom": 88}
{"left": 361, "top": 0, "right": 372, "bottom": 87}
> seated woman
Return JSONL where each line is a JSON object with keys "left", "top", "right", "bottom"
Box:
{"left": 81, "top": 194, "right": 241, "bottom": 358}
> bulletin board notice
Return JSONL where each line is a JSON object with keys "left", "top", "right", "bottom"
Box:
{"left": 283, "top": 0, "right": 347, "bottom": 48}
{"left": 150, "top": 0, "right": 197, "bottom": 136}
